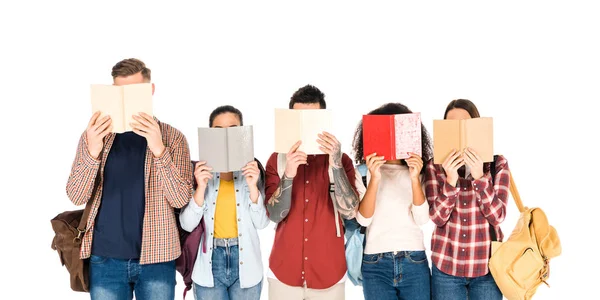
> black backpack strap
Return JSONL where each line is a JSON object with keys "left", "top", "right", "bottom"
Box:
{"left": 489, "top": 155, "right": 499, "bottom": 242}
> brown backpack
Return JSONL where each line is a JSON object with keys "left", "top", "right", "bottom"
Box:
{"left": 50, "top": 199, "right": 93, "bottom": 292}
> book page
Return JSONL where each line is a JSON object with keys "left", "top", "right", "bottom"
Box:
{"left": 274, "top": 109, "right": 303, "bottom": 153}
{"left": 198, "top": 127, "right": 229, "bottom": 173}
{"left": 362, "top": 115, "right": 395, "bottom": 160}
{"left": 123, "top": 83, "right": 153, "bottom": 132}
{"left": 227, "top": 126, "right": 255, "bottom": 172}
{"left": 394, "top": 113, "right": 422, "bottom": 159}
{"left": 301, "top": 109, "right": 333, "bottom": 155}
{"left": 90, "top": 84, "right": 125, "bottom": 133}
{"left": 464, "top": 117, "right": 494, "bottom": 162}
{"left": 433, "top": 119, "right": 461, "bottom": 164}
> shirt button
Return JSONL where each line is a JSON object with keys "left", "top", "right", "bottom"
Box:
{"left": 475, "top": 188, "right": 479, "bottom": 191}
{"left": 234, "top": 177, "right": 237, "bottom": 180}
{"left": 305, "top": 257, "right": 308, "bottom": 260}
{"left": 306, "top": 180, "right": 309, "bottom": 184}
{"left": 240, "top": 261, "right": 243, "bottom": 265}
{"left": 237, "top": 203, "right": 240, "bottom": 206}
{"left": 236, "top": 189, "right": 239, "bottom": 192}
{"left": 305, "top": 238, "right": 308, "bottom": 242}
{"left": 240, "top": 248, "right": 243, "bottom": 251}
{"left": 215, "top": 189, "right": 218, "bottom": 192}
{"left": 463, "top": 219, "right": 467, "bottom": 222}
{"left": 213, "top": 202, "right": 216, "bottom": 205}
{"left": 463, "top": 234, "right": 466, "bottom": 237}
{"left": 305, "top": 219, "right": 308, "bottom": 222}
{"left": 302, "top": 276, "right": 304, "bottom": 280}
{"left": 463, "top": 203, "right": 467, "bottom": 206}
{"left": 238, "top": 218, "right": 241, "bottom": 222}
{"left": 462, "top": 249, "right": 465, "bottom": 252}
{"left": 305, "top": 199, "right": 309, "bottom": 202}
{"left": 302, "top": 271, "right": 305, "bottom": 274}
{"left": 463, "top": 188, "right": 467, "bottom": 190}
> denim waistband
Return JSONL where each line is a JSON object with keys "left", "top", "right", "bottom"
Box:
{"left": 368, "top": 250, "right": 425, "bottom": 258}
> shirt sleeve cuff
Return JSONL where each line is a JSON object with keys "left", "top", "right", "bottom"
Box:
{"left": 250, "top": 194, "right": 265, "bottom": 212}
{"left": 472, "top": 175, "right": 491, "bottom": 193}
{"left": 188, "top": 197, "right": 206, "bottom": 214}
{"left": 356, "top": 211, "right": 372, "bottom": 227}
{"left": 153, "top": 147, "right": 172, "bottom": 166}
{"left": 442, "top": 181, "right": 460, "bottom": 197}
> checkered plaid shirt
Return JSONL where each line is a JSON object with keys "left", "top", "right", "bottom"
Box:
{"left": 66, "top": 120, "right": 193, "bottom": 264}
{"left": 424, "top": 155, "right": 510, "bottom": 277}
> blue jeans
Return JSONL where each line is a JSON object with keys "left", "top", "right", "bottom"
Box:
{"left": 89, "top": 255, "right": 176, "bottom": 300}
{"left": 431, "top": 264, "right": 502, "bottom": 300}
{"left": 361, "top": 251, "right": 431, "bottom": 300}
{"left": 193, "top": 245, "right": 262, "bottom": 300}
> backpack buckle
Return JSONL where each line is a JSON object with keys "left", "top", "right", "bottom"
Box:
{"left": 73, "top": 229, "right": 86, "bottom": 243}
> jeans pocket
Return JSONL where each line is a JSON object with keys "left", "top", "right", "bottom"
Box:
{"left": 89, "top": 255, "right": 107, "bottom": 265}
{"left": 362, "top": 253, "right": 381, "bottom": 264}
{"left": 407, "top": 251, "right": 427, "bottom": 264}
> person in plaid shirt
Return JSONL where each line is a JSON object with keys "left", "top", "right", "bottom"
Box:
{"left": 425, "top": 99, "right": 510, "bottom": 300}
{"left": 66, "top": 58, "right": 193, "bottom": 300}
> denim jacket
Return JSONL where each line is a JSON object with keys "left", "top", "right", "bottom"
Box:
{"left": 179, "top": 170, "right": 270, "bottom": 288}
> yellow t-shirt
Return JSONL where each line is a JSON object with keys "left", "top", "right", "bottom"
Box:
{"left": 213, "top": 179, "right": 238, "bottom": 239}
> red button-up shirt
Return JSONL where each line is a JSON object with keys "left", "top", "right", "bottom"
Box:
{"left": 265, "top": 152, "right": 357, "bottom": 289}
{"left": 424, "top": 155, "right": 510, "bottom": 278}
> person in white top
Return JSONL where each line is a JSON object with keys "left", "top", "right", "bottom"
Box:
{"left": 351, "top": 102, "right": 434, "bottom": 300}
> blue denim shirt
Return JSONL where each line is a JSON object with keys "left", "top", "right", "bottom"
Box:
{"left": 179, "top": 171, "right": 270, "bottom": 288}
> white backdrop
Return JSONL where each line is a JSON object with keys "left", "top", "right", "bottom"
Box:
{"left": 0, "top": 1, "right": 596, "bottom": 299}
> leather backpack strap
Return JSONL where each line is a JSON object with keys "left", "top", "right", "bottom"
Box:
{"left": 508, "top": 171, "right": 525, "bottom": 213}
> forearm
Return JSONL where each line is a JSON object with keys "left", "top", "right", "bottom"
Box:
{"left": 66, "top": 134, "right": 101, "bottom": 206}
{"left": 411, "top": 179, "right": 426, "bottom": 206}
{"left": 155, "top": 145, "right": 193, "bottom": 208}
{"left": 332, "top": 167, "right": 359, "bottom": 219}
{"left": 266, "top": 175, "right": 293, "bottom": 223}
{"left": 180, "top": 193, "right": 206, "bottom": 232}
{"left": 358, "top": 178, "right": 379, "bottom": 219}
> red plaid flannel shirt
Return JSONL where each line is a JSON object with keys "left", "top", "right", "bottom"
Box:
{"left": 424, "top": 155, "right": 510, "bottom": 277}
{"left": 66, "top": 120, "right": 193, "bottom": 264}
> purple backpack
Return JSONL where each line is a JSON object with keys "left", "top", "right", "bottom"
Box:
{"left": 175, "top": 160, "right": 207, "bottom": 299}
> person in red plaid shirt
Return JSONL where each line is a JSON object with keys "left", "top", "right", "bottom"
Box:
{"left": 425, "top": 99, "right": 510, "bottom": 300}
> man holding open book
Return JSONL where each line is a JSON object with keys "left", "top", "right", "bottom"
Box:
{"left": 264, "top": 85, "right": 360, "bottom": 300}
{"left": 66, "top": 58, "right": 193, "bottom": 300}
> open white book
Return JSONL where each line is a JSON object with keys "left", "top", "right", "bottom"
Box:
{"left": 90, "top": 83, "right": 153, "bottom": 133}
{"left": 274, "top": 108, "right": 333, "bottom": 154}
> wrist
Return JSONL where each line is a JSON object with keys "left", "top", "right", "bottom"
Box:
{"left": 283, "top": 172, "right": 294, "bottom": 180}
{"left": 152, "top": 144, "right": 166, "bottom": 158}
{"left": 193, "top": 189, "right": 205, "bottom": 206}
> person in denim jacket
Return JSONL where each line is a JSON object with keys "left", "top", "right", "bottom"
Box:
{"left": 351, "top": 103, "right": 434, "bottom": 300}
{"left": 179, "top": 105, "right": 270, "bottom": 300}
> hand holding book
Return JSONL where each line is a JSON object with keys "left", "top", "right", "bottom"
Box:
{"left": 462, "top": 148, "right": 484, "bottom": 180}
{"left": 193, "top": 161, "right": 213, "bottom": 206}
{"left": 131, "top": 112, "right": 165, "bottom": 158}
{"left": 317, "top": 131, "right": 342, "bottom": 169}
{"left": 242, "top": 161, "right": 261, "bottom": 203}
{"left": 365, "top": 153, "right": 386, "bottom": 181}
{"left": 284, "top": 141, "right": 307, "bottom": 178}
{"left": 442, "top": 149, "right": 465, "bottom": 187}
{"left": 86, "top": 111, "right": 113, "bottom": 159}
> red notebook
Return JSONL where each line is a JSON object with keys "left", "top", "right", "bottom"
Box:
{"left": 362, "top": 113, "right": 422, "bottom": 160}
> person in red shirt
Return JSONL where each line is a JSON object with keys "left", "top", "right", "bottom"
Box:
{"left": 425, "top": 99, "right": 510, "bottom": 300}
{"left": 264, "top": 85, "right": 360, "bottom": 300}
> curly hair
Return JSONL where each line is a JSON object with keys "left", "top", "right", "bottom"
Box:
{"left": 352, "top": 103, "right": 433, "bottom": 174}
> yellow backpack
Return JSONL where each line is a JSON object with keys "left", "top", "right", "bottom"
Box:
{"left": 489, "top": 173, "right": 562, "bottom": 300}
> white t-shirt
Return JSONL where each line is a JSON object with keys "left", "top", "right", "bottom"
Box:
{"left": 356, "top": 164, "right": 430, "bottom": 255}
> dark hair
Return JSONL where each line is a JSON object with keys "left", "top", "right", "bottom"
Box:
{"left": 289, "top": 85, "right": 326, "bottom": 109}
{"left": 352, "top": 103, "right": 433, "bottom": 174}
{"left": 444, "top": 99, "right": 480, "bottom": 119}
{"left": 111, "top": 58, "right": 151, "bottom": 81}
{"left": 209, "top": 105, "right": 243, "bottom": 127}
